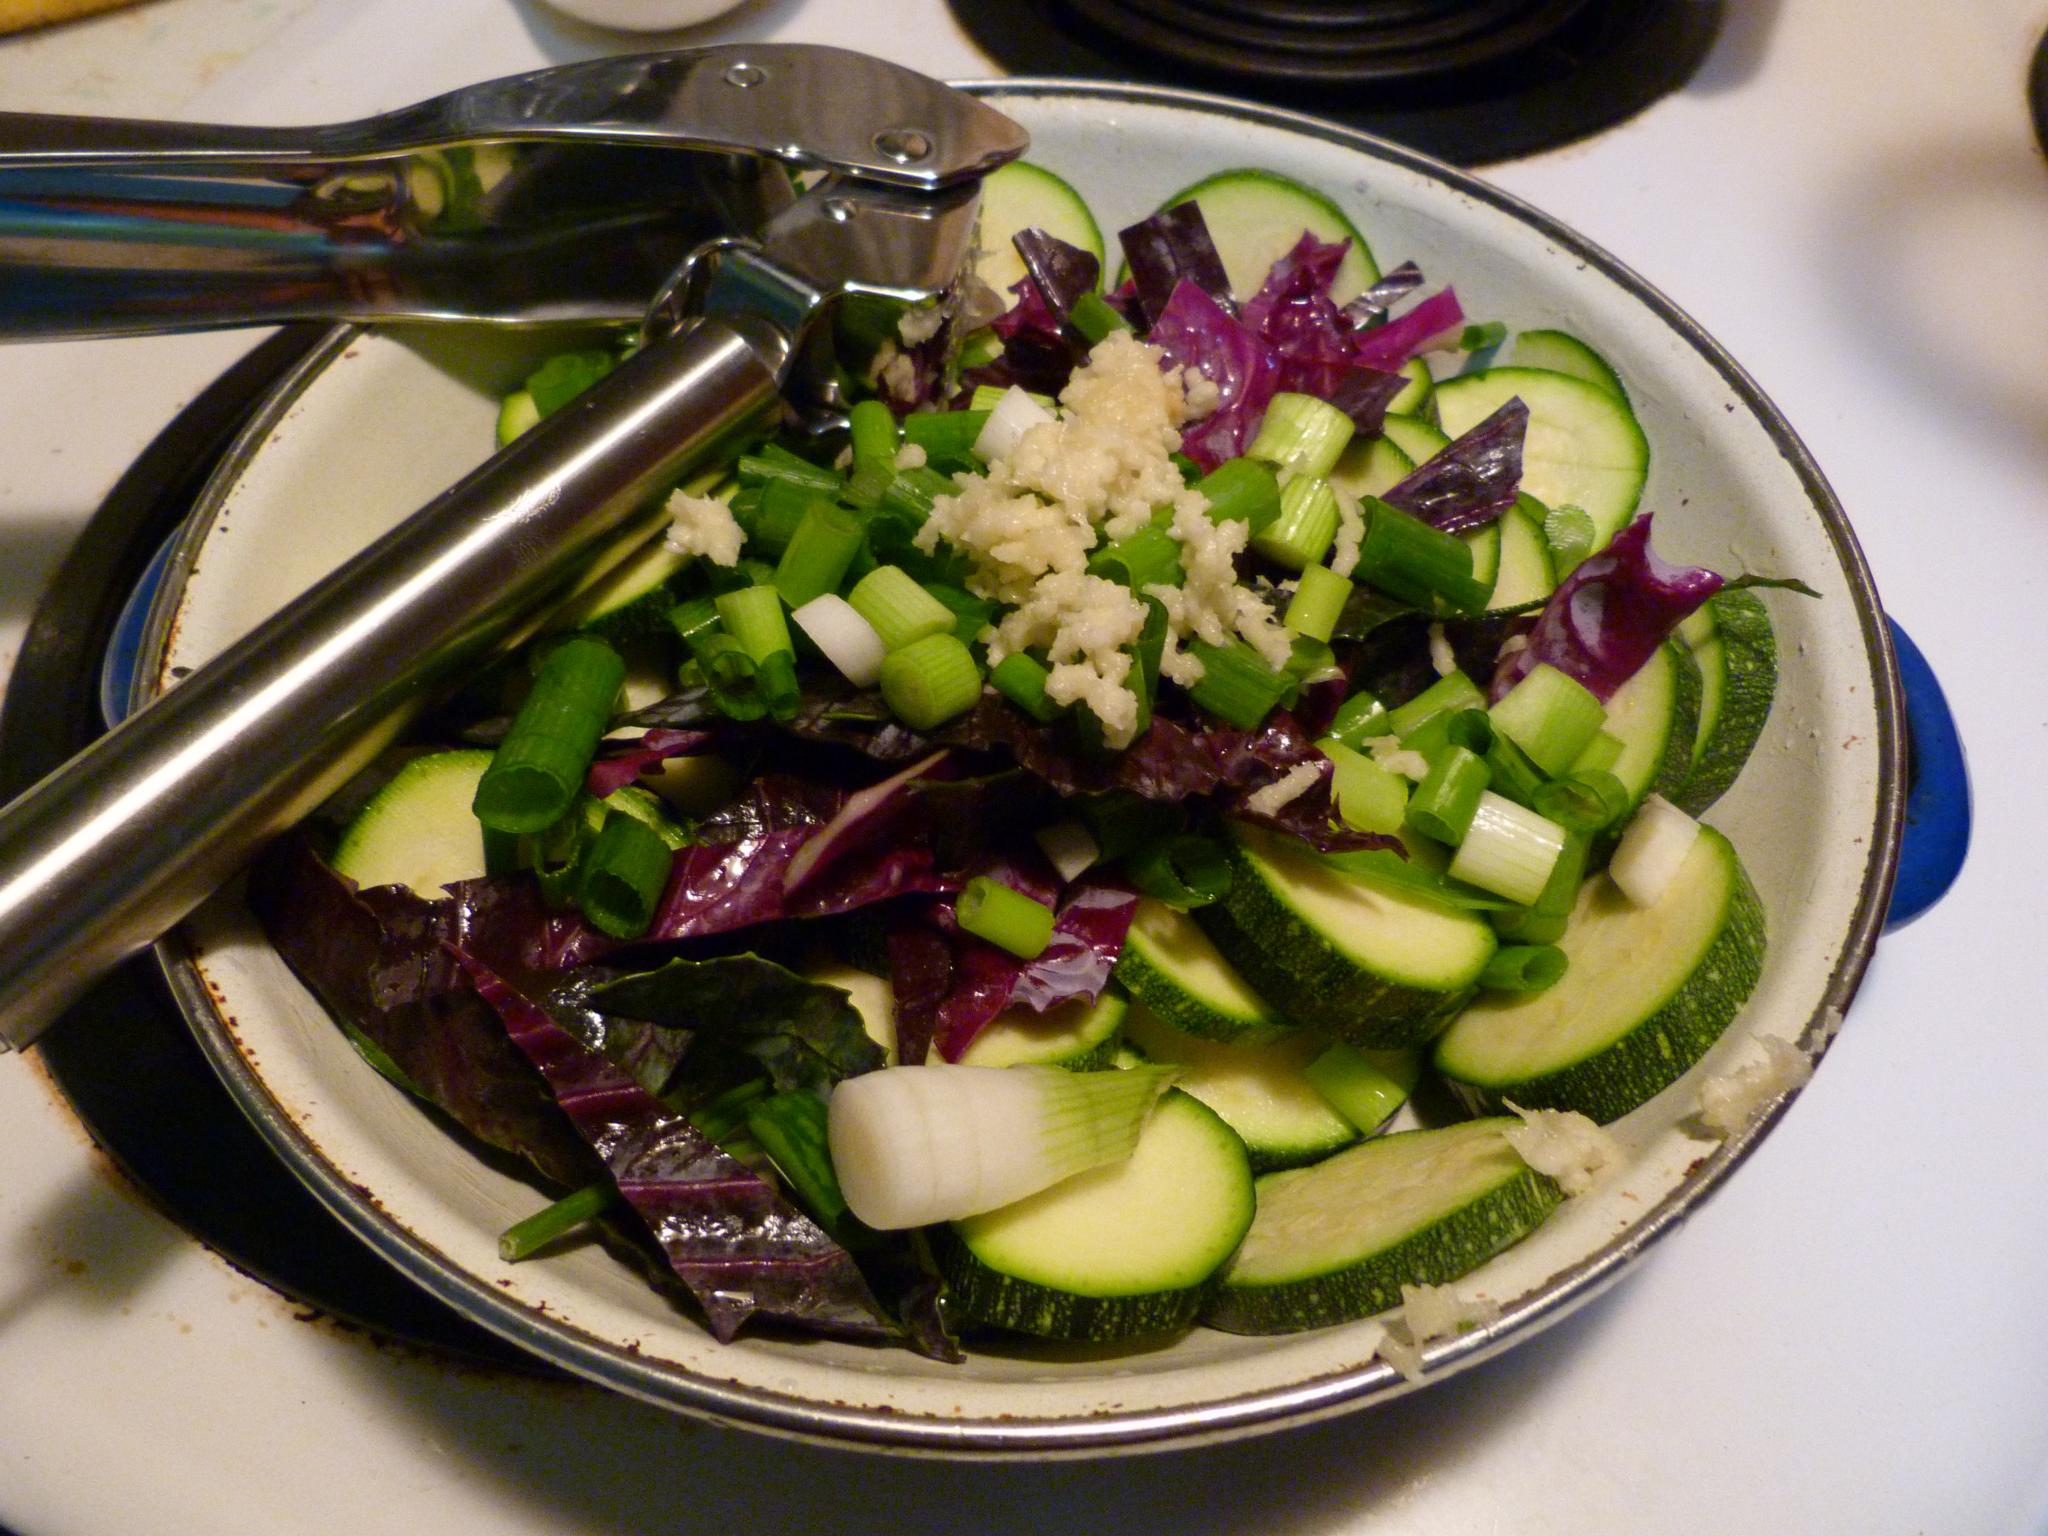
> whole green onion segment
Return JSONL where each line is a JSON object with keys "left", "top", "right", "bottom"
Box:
{"left": 902, "top": 409, "right": 990, "bottom": 469}
{"left": 1186, "top": 639, "right": 1294, "bottom": 729}
{"left": 1284, "top": 564, "right": 1353, "bottom": 643}
{"left": 1479, "top": 944, "right": 1569, "bottom": 993}
{"left": 1088, "top": 524, "right": 1185, "bottom": 590}
{"left": 1355, "top": 498, "right": 1491, "bottom": 614}
{"left": 576, "top": 809, "right": 676, "bottom": 939}
{"left": 1250, "top": 476, "right": 1341, "bottom": 571}
{"left": 737, "top": 443, "right": 842, "bottom": 496}
{"left": 1406, "top": 743, "right": 1491, "bottom": 845}
{"left": 878, "top": 631, "right": 983, "bottom": 731}
{"left": 1492, "top": 829, "right": 1590, "bottom": 944}
{"left": 1319, "top": 738, "right": 1410, "bottom": 834}
{"left": 1247, "top": 391, "right": 1355, "bottom": 481}
{"left": 1533, "top": 769, "right": 1633, "bottom": 833}
{"left": 1126, "top": 833, "right": 1232, "bottom": 909}
{"left": 498, "top": 1182, "right": 615, "bottom": 1263}
{"left": 956, "top": 875, "right": 1057, "bottom": 959}
{"left": 1490, "top": 662, "right": 1607, "bottom": 776}
{"left": 746, "top": 1091, "right": 858, "bottom": 1240}
{"left": 1326, "top": 689, "right": 1391, "bottom": 749}
{"left": 844, "top": 399, "right": 901, "bottom": 508}
{"left": 848, "top": 564, "right": 955, "bottom": 651}
{"left": 773, "top": 499, "right": 865, "bottom": 609}
{"left": 1384, "top": 671, "right": 1486, "bottom": 739}
{"left": 1128, "top": 595, "right": 1169, "bottom": 738}
{"left": 472, "top": 636, "right": 625, "bottom": 835}
{"left": 1302, "top": 1043, "right": 1420, "bottom": 1133}
{"left": 1068, "top": 290, "right": 1131, "bottom": 345}
{"left": 1074, "top": 790, "right": 1180, "bottom": 863}
{"left": 1196, "top": 457, "right": 1283, "bottom": 532}
{"left": 990, "top": 651, "right": 1061, "bottom": 723}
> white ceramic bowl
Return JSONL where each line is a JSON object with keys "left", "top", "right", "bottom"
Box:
{"left": 141, "top": 82, "right": 1903, "bottom": 1456}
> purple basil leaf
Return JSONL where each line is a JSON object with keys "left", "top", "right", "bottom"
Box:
{"left": 1491, "top": 513, "right": 1725, "bottom": 702}
{"left": 987, "top": 275, "right": 1084, "bottom": 397}
{"left": 1349, "top": 287, "right": 1465, "bottom": 373}
{"left": 1342, "top": 260, "right": 1425, "bottom": 327}
{"left": 1322, "top": 366, "right": 1410, "bottom": 436}
{"left": 884, "top": 910, "right": 954, "bottom": 1068}
{"left": 466, "top": 957, "right": 894, "bottom": 1346}
{"left": 587, "top": 728, "right": 713, "bottom": 798}
{"left": 1148, "top": 279, "right": 1278, "bottom": 469}
{"left": 1381, "top": 398, "right": 1529, "bottom": 535}
{"left": 1014, "top": 228, "right": 1102, "bottom": 319}
{"left": 1119, "top": 203, "right": 1236, "bottom": 326}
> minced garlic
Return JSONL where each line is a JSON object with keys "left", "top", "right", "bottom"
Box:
{"left": 662, "top": 489, "right": 744, "bottom": 567}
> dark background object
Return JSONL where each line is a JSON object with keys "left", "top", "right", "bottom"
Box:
{"left": 0, "top": 325, "right": 542, "bottom": 1373}
{"left": 2031, "top": 20, "right": 2048, "bottom": 158}
{"left": 949, "top": 0, "right": 1724, "bottom": 165}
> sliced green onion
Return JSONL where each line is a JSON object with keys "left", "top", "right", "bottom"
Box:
{"left": 691, "top": 632, "right": 768, "bottom": 721}
{"left": 791, "top": 592, "right": 887, "bottom": 688}
{"left": 922, "top": 581, "right": 996, "bottom": 646}
{"left": 1532, "top": 769, "right": 1632, "bottom": 833}
{"left": 1073, "top": 791, "right": 1181, "bottom": 863}
{"left": 773, "top": 499, "right": 864, "bottom": 608}
{"left": 576, "top": 808, "right": 675, "bottom": 938}
{"left": 878, "top": 631, "right": 982, "bottom": 730}
{"left": 714, "top": 582, "right": 793, "bottom": 664}
{"left": 1126, "top": 833, "right": 1232, "bottom": 910}
{"left": 666, "top": 595, "right": 720, "bottom": 647}
{"left": 1491, "top": 830, "right": 1591, "bottom": 944}
{"left": 1171, "top": 451, "right": 1203, "bottom": 487}
{"left": 847, "top": 399, "right": 900, "bottom": 469}
{"left": 473, "top": 636, "right": 624, "bottom": 835}
{"left": 990, "top": 651, "right": 1061, "bottom": 722}
{"left": 969, "top": 382, "right": 1056, "bottom": 415}
{"left": 1302, "top": 1044, "right": 1420, "bottom": 1133}
{"left": 827, "top": 1062, "right": 1178, "bottom": 1229}
{"left": 1571, "top": 729, "right": 1626, "bottom": 775}
{"left": 1480, "top": 944, "right": 1568, "bottom": 992}
{"left": 1483, "top": 728, "right": 1549, "bottom": 810}
{"left": 746, "top": 1091, "right": 856, "bottom": 1241}
{"left": 1457, "top": 321, "right": 1508, "bottom": 352}
{"left": 495, "top": 389, "right": 540, "bottom": 446}
{"left": 689, "top": 1077, "right": 771, "bottom": 1143}
{"left": 974, "top": 386, "right": 1057, "bottom": 461}
{"left": 1403, "top": 706, "right": 1493, "bottom": 764}
{"left": 1069, "top": 290, "right": 1131, "bottom": 344}
{"left": 902, "top": 409, "right": 990, "bottom": 469}
{"left": 1384, "top": 670, "right": 1486, "bottom": 738}
{"left": 1490, "top": 663, "right": 1607, "bottom": 775}
{"left": 1284, "top": 634, "right": 1341, "bottom": 689}
{"left": 1034, "top": 820, "right": 1100, "bottom": 882}
{"left": 1186, "top": 639, "right": 1293, "bottom": 728}
{"left": 1319, "top": 738, "right": 1410, "bottom": 834}
{"left": 956, "top": 875, "right": 1056, "bottom": 958}
{"left": 1250, "top": 475, "right": 1340, "bottom": 571}
{"left": 736, "top": 445, "right": 841, "bottom": 496}
{"left": 881, "top": 464, "right": 951, "bottom": 524}
{"left": 1326, "top": 689, "right": 1392, "bottom": 749}
{"left": 1355, "top": 498, "right": 1491, "bottom": 613}
{"left": 1088, "top": 524, "right": 1185, "bottom": 590}
{"left": 1284, "top": 565, "right": 1352, "bottom": 642}
{"left": 498, "top": 1183, "right": 614, "bottom": 1263}
{"left": 1247, "top": 392, "right": 1355, "bottom": 481}
{"left": 734, "top": 477, "right": 813, "bottom": 559}
{"left": 523, "top": 799, "right": 596, "bottom": 906}
{"left": 1447, "top": 792, "right": 1567, "bottom": 906}
{"left": 755, "top": 649, "right": 801, "bottom": 721}
{"left": 1197, "top": 456, "right": 1283, "bottom": 532}
{"left": 1406, "top": 743, "right": 1491, "bottom": 845}
{"left": 1608, "top": 794, "right": 1702, "bottom": 908}
{"left": 525, "top": 349, "right": 615, "bottom": 417}
{"left": 848, "top": 564, "right": 956, "bottom": 651}
{"left": 1129, "top": 594, "right": 1170, "bottom": 738}
{"left": 1544, "top": 503, "right": 1597, "bottom": 578}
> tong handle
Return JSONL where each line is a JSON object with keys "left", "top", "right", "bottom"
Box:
{"left": 0, "top": 315, "right": 786, "bottom": 1051}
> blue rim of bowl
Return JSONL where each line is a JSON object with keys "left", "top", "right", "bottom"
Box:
{"left": 139, "top": 78, "right": 1907, "bottom": 1457}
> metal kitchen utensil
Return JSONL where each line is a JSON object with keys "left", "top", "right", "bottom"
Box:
{"left": 0, "top": 44, "right": 1020, "bottom": 335}
{"left": 0, "top": 46, "right": 1024, "bottom": 1050}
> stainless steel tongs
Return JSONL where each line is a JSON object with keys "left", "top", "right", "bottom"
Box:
{"left": 0, "top": 46, "right": 1027, "bottom": 1048}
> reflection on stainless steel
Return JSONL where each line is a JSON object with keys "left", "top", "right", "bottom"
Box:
{"left": 0, "top": 54, "right": 1016, "bottom": 1049}
{"left": 0, "top": 43, "right": 1029, "bottom": 336}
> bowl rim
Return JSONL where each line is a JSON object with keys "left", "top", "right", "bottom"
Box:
{"left": 142, "top": 76, "right": 1907, "bottom": 1458}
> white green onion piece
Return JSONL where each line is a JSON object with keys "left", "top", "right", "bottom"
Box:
{"left": 1446, "top": 791, "right": 1567, "bottom": 906}
{"left": 791, "top": 593, "right": 887, "bottom": 688}
{"left": 1607, "top": 793, "right": 1702, "bottom": 907}
{"left": 1034, "top": 819, "right": 1101, "bottom": 883}
{"left": 973, "top": 385, "right": 1058, "bottom": 463}
{"left": 826, "top": 1063, "right": 1179, "bottom": 1229}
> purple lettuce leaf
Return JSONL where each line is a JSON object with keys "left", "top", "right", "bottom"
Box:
{"left": 1349, "top": 287, "right": 1465, "bottom": 373}
{"left": 1148, "top": 278, "right": 1278, "bottom": 469}
{"left": 1118, "top": 203, "right": 1237, "bottom": 326}
{"left": 884, "top": 910, "right": 955, "bottom": 1069}
{"left": 1491, "top": 513, "right": 1725, "bottom": 702}
{"left": 984, "top": 274, "right": 1082, "bottom": 398}
{"left": 1342, "top": 260, "right": 1425, "bottom": 327}
{"left": 1207, "top": 712, "right": 1402, "bottom": 854}
{"left": 781, "top": 749, "right": 949, "bottom": 899}
{"left": 464, "top": 957, "right": 895, "bottom": 1346}
{"left": 1237, "top": 233, "right": 1411, "bottom": 433}
{"left": 1380, "top": 398, "right": 1529, "bottom": 535}
{"left": 587, "top": 728, "right": 712, "bottom": 799}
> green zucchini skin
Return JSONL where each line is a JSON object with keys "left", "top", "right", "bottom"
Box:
{"left": 1197, "top": 829, "right": 1494, "bottom": 1050}
{"left": 1204, "top": 1119, "right": 1562, "bottom": 1335}
{"left": 1114, "top": 899, "right": 1294, "bottom": 1046}
{"left": 1674, "top": 589, "right": 1776, "bottom": 815}
{"left": 1436, "top": 828, "right": 1767, "bottom": 1124}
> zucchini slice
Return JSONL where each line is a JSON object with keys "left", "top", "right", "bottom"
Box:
{"left": 1434, "top": 367, "right": 1648, "bottom": 553}
{"left": 1509, "top": 329, "right": 1629, "bottom": 404}
{"left": 1388, "top": 356, "right": 1434, "bottom": 419}
{"left": 1123, "top": 1004, "right": 1358, "bottom": 1172}
{"left": 1198, "top": 825, "right": 1495, "bottom": 1049}
{"left": 1205, "top": 1118, "right": 1561, "bottom": 1334}
{"left": 1114, "top": 898, "right": 1294, "bottom": 1045}
{"left": 1673, "top": 588, "right": 1777, "bottom": 815}
{"left": 1150, "top": 167, "right": 1380, "bottom": 299}
{"left": 1377, "top": 413, "right": 1449, "bottom": 464}
{"left": 957, "top": 989, "right": 1128, "bottom": 1070}
{"left": 938, "top": 1089, "right": 1255, "bottom": 1342}
{"left": 973, "top": 160, "right": 1105, "bottom": 300}
{"left": 1489, "top": 496, "right": 1559, "bottom": 609}
{"left": 1329, "top": 433, "right": 1414, "bottom": 500}
{"left": 1605, "top": 638, "right": 1704, "bottom": 817}
{"left": 1433, "top": 826, "right": 1766, "bottom": 1123}
{"left": 331, "top": 749, "right": 505, "bottom": 899}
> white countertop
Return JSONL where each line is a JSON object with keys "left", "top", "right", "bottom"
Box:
{"left": 1, "top": 2, "right": 2044, "bottom": 1531}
